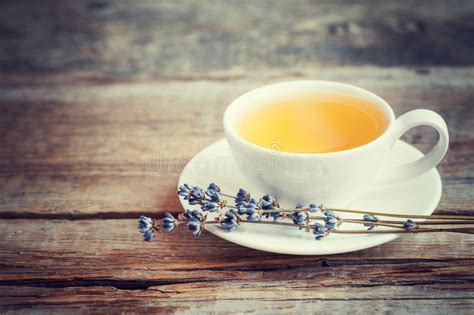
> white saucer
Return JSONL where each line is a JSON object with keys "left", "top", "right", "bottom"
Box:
{"left": 178, "top": 139, "right": 442, "bottom": 255}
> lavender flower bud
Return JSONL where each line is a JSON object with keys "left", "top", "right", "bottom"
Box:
{"left": 324, "top": 216, "right": 339, "bottom": 230}
{"left": 138, "top": 215, "right": 153, "bottom": 233}
{"left": 313, "top": 223, "right": 328, "bottom": 240}
{"left": 292, "top": 211, "right": 307, "bottom": 225}
{"left": 188, "top": 198, "right": 200, "bottom": 205}
{"left": 205, "top": 188, "right": 221, "bottom": 202}
{"left": 261, "top": 194, "right": 281, "bottom": 221}
{"left": 138, "top": 215, "right": 154, "bottom": 242}
{"left": 235, "top": 188, "right": 250, "bottom": 207}
{"left": 403, "top": 219, "right": 417, "bottom": 231}
{"left": 308, "top": 204, "right": 318, "bottom": 213}
{"left": 160, "top": 212, "right": 177, "bottom": 234}
{"left": 246, "top": 212, "right": 260, "bottom": 222}
{"left": 240, "top": 199, "right": 260, "bottom": 221}
{"left": 187, "top": 218, "right": 202, "bottom": 236}
{"left": 260, "top": 194, "right": 279, "bottom": 210}
{"left": 143, "top": 229, "right": 154, "bottom": 242}
{"left": 323, "top": 209, "right": 339, "bottom": 230}
{"left": 363, "top": 214, "right": 378, "bottom": 230}
{"left": 207, "top": 183, "right": 221, "bottom": 192}
{"left": 220, "top": 210, "right": 239, "bottom": 232}
{"left": 177, "top": 184, "right": 192, "bottom": 197}
{"left": 237, "top": 198, "right": 256, "bottom": 214}
{"left": 183, "top": 209, "right": 203, "bottom": 221}
{"left": 363, "top": 214, "right": 376, "bottom": 221}
{"left": 187, "top": 186, "right": 205, "bottom": 205}
{"left": 201, "top": 201, "right": 219, "bottom": 212}
{"left": 323, "top": 210, "right": 337, "bottom": 218}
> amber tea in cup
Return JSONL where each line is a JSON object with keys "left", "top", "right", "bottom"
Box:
{"left": 237, "top": 93, "right": 388, "bottom": 154}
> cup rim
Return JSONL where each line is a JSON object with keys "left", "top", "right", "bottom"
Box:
{"left": 223, "top": 80, "right": 396, "bottom": 157}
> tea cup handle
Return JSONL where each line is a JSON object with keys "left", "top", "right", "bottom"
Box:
{"left": 373, "top": 109, "right": 449, "bottom": 184}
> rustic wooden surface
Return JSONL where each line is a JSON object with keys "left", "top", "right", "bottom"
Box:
{"left": 0, "top": 0, "right": 473, "bottom": 313}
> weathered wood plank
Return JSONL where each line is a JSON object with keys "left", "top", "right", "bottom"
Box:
{"left": 0, "top": 220, "right": 473, "bottom": 285}
{"left": 0, "top": 0, "right": 473, "bottom": 76}
{"left": 0, "top": 67, "right": 473, "bottom": 217}
{"left": 0, "top": 168, "right": 472, "bottom": 219}
{"left": 0, "top": 219, "right": 473, "bottom": 311}
{"left": 1, "top": 283, "right": 474, "bottom": 313}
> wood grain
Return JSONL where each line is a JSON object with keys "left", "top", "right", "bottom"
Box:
{"left": 0, "top": 0, "right": 473, "bottom": 312}
{"left": 0, "top": 220, "right": 473, "bottom": 312}
{"left": 1, "top": 220, "right": 473, "bottom": 283}
{"left": 0, "top": 67, "right": 473, "bottom": 218}
{"left": 0, "top": 220, "right": 474, "bottom": 287}
{"left": 2, "top": 284, "right": 474, "bottom": 313}
{"left": 1, "top": 0, "right": 473, "bottom": 75}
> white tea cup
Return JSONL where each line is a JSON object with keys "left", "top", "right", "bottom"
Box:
{"left": 223, "top": 81, "right": 449, "bottom": 206}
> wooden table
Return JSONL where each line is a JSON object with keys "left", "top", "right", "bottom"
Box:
{"left": 1, "top": 1, "right": 473, "bottom": 313}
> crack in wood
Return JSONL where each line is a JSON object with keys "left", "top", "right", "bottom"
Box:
{"left": 0, "top": 278, "right": 472, "bottom": 291}
{"left": 1, "top": 210, "right": 473, "bottom": 220}
{"left": 0, "top": 212, "right": 167, "bottom": 220}
{"left": 0, "top": 278, "right": 222, "bottom": 291}
{"left": 168, "top": 258, "right": 474, "bottom": 272}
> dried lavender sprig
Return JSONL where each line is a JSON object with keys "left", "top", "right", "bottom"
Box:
{"left": 202, "top": 220, "right": 474, "bottom": 235}
{"left": 222, "top": 207, "right": 474, "bottom": 230}
{"left": 223, "top": 204, "right": 474, "bottom": 228}
{"left": 139, "top": 210, "right": 474, "bottom": 243}
{"left": 138, "top": 214, "right": 474, "bottom": 243}
{"left": 223, "top": 204, "right": 474, "bottom": 222}
{"left": 331, "top": 218, "right": 407, "bottom": 229}
{"left": 361, "top": 219, "right": 474, "bottom": 225}
{"left": 320, "top": 207, "right": 474, "bottom": 221}
{"left": 332, "top": 228, "right": 474, "bottom": 235}
{"left": 139, "top": 183, "right": 474, "bottom": 242}
{"left": 232, "top": 205, "right": 474, "bottom": 227}
{"left": 251, "top": 207, "right": 474, "bottom": 221}
{"left": 281, "top": 213, "right": 406, "bottom": 230}
{"left": 326, "top": 216, "right": 474, "bottom": 228}
{"left": 177, "top": 184, "right": 474, "bottom": 224}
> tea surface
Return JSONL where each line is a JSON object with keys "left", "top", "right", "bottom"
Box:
{"left": 238, "top": 94, "right": 388, "bottom": 153}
